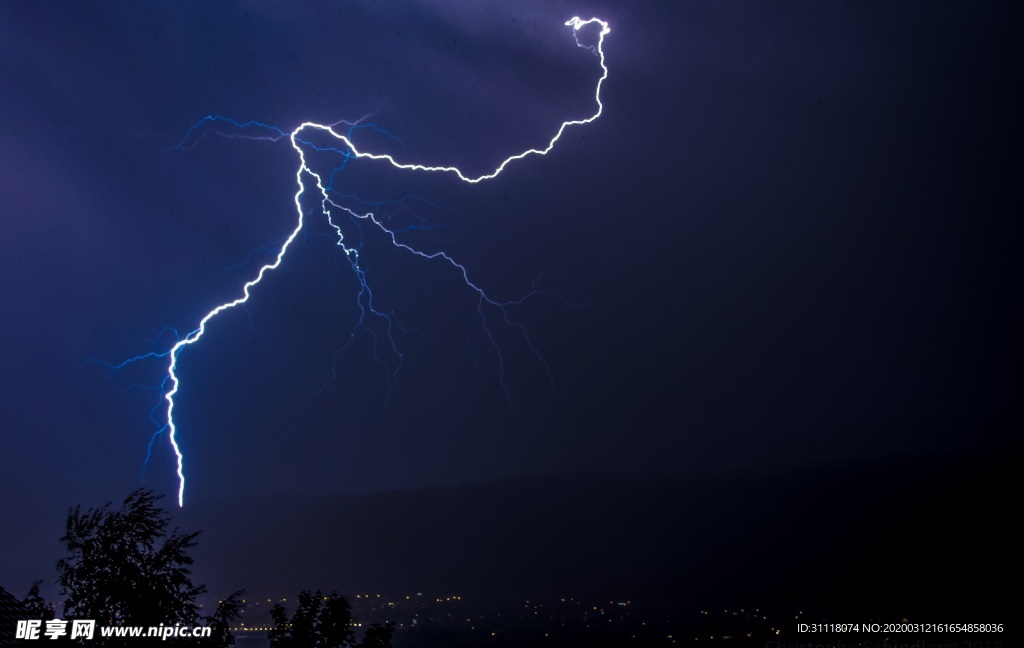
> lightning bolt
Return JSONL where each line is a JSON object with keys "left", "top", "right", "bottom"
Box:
{"left": 106, "top": 17, "right": 610, "bottom": 506}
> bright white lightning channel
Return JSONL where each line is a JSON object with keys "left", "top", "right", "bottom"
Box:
{"left": 153, "top": 17, "right": 609, "bottom": 506}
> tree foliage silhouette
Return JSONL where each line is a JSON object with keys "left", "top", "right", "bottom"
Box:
{"left": 206, "top": 590, "right": 245, "bottom": 647}
{"left": 357, "top": 622, "right": 395, "bottom": 648}
{"left": 22, "top": 581, "right": 55, "bottom": 621}
{"left": 269, "top": 590, "right": 355, "bottom": 648}
{"left": 53, "top": 488, "right": 242, "bottom": 646}
{"left": 58, "top": 489, "right": 204, "bottom": 627}
{"left": 268, "top": 590, "right": 395, "bottom": 648}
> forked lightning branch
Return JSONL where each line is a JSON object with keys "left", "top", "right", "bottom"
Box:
{"left": 104, "top": 17, "right": 611, "bottom": 507}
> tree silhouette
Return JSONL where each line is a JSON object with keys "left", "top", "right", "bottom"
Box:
{"left": 357, "top": 622, "right": 395, "bottom": 648}
{"left": 207, "top": 591, "right": 245, "bottom": 647}
{"left": 52, "top": 488, "right": 242, "bottom": 646}
{"left": 45, "top": 489, "right": 387, "bottom": 646}
{"left": 269, "top": 590, "right": 395, "bottom": 648}
{"left": 269, "top": 590, "right": 355, "bottom": 648}
{"left": 58, "top": 489, "right": 204, "bottom": 628}
{"left": 21, "top": 581, "right": 55, "bottom": 621}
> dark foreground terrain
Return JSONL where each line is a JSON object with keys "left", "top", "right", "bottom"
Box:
{"left": 180, "top": 446, "right": 1015, "bottom": 634}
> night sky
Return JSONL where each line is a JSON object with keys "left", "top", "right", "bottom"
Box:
{"left": 1, "top": 0, "right": 1019, "bottom": 618}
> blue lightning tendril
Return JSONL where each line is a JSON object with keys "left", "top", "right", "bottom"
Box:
{"left": 103, "top": 17, "right": 610, "bottom": 506}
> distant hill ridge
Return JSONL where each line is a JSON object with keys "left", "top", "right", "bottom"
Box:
{"left": 177, "top": 452, "right": 1014, "bottom": 619}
